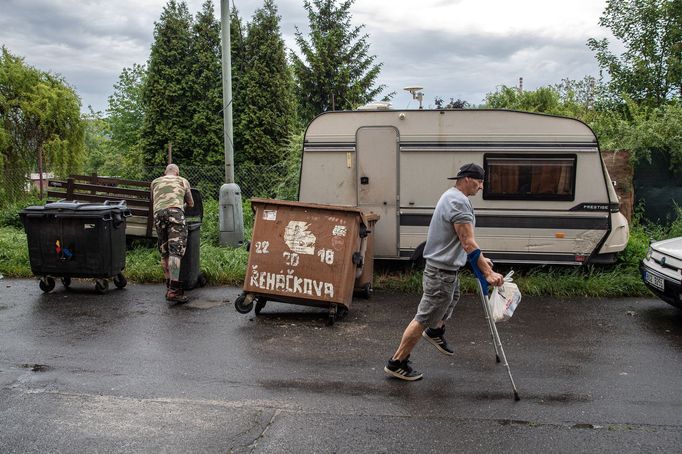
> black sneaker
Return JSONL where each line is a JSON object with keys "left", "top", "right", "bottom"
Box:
{"left": 422, "top": 327, "right": 454, "bottom": 356}
{"left": 384, "top": 357, "right": 423, "bottom": 381}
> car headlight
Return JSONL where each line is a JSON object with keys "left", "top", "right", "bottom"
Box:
{"left": 645, "top": 247, "right": 652, "bottom": 261}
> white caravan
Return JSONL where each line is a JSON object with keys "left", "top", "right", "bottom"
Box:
{"left": 298, "top": 109, "right": 629, "bottom": 265}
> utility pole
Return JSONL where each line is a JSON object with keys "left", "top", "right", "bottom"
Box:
{"left": 218, "top": 0, "right": 244, "bottom": 247}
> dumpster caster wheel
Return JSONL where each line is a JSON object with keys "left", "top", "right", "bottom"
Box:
{"left": 254, "top": 298, "right": 267, "bottom": 315}
{"left": 197, "top": 272, "right": 208, "bottom": 287}
{"left": 95, "top": 279, "right": 109, "bottom": 294}
{"left": 361, "top": 282, "right": 373, "bottom": 299}
{"left": 326, "top": 305, "right": 338, "bottom": 326}
{"left": 113, "top": 273, "right": 127, "bottom": 289}
{"left": 235, "top": 293, "right": 254, "bottom": 314}
{"left": 61, "top": 277, "right": 71, "bottom": 289}
{"left": 39, "top": 277, "right": 55, "bottom": 293}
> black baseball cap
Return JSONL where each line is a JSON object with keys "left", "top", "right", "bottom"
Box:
{"left": 448, "top": 163, "right": 485, "bottom": 180}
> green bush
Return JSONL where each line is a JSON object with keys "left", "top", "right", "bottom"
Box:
{"left": 199, "top": 198, "right": 254, "bottom": 247}
{"left": 616, "top": 222, "right": 650, "bottom": 270}
{"left": 0, "top": 196, "right": 44, "bottom": 229}
{"left": 273, "top": 132, "right": 303, "bottom": 200}
{"left": 200, "top": 197, "right": 220, "bottom": 245}
{"left": 667, "top": 206, "right": 682, "bottom": 238}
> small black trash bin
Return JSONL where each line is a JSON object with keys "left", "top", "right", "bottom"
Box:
{"left": 20, "top": 200, "right": 130, "bottom": 293}
{"left": 179, "top": 188, "right": 207, "bottom": 290}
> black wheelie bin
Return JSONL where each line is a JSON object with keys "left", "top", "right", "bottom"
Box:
{"left": 179, "top": 188, "right": 207, "bottom": 290}
{"left": 20, "top": 200, "right": 131, "bottom": 293}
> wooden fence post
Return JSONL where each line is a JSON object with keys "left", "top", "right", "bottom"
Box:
{"left": 66, "top": 178, "right": 75, "bottom": 200}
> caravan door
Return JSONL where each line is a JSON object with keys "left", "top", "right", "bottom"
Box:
{"left": 356, "top": 127, "right": 399, "bottom": 258}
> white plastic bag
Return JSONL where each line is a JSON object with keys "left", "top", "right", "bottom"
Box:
{"left": 488, "top": 272, "right": 522, "bottom": 322}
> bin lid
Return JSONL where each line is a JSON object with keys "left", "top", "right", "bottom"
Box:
{"left": 184, "top": 188, "right": 203, "bottom": 219}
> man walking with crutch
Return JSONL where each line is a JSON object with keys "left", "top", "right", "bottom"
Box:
{"left": 384, "top": 163, "right": 504, "bottom": 381}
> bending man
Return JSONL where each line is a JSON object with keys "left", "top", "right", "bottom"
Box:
{"left": 151, "top": 164, "right": 194, "bottom": 304}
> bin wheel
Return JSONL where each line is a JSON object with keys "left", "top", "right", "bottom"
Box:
{"left": 61, "top": 277, "right": 72, "bottom": 289}
{"left": 95, "top": 279, "right": 109, "bottom": 294}
{"left": 254, "top": 298, "right": 267, "bottom": 315}
{"left": 197, "top": 272, "right": 208, "bottom": 288}
{"left": 39, "top": 277, "right": 55, "bottom": 293}
{"left": 361, "top": 282, "right": 373, "bottom": 299}
{"left": 113, "top": 273, "right": 127, "bottom": 289}
{"left": 234, "top": 293, "right": 254, "bottom": 314}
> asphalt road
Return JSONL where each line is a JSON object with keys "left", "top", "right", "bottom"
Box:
{"left": 0, "top": 278, "right": 680, "bottom": 453}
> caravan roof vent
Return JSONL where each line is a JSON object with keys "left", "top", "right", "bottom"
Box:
{"left": 357, "top": 101, "right": 392, "bottom": 111}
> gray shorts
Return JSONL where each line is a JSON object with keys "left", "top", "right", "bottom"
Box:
{"left": 414, "top": 264, "right": 461, "bottom": 328}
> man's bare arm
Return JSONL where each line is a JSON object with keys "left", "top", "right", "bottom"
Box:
{"left": 184, "top": 181, "right": 194, "bottom": 208}
{"left": 454, "top": 222, "right": 503, "bottom": 286}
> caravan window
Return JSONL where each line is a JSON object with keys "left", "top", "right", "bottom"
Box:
{"left": 483, "top": 154, "right": 576, "bottom": 201}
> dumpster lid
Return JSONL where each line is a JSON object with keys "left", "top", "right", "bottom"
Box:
{"left": 251, "top": 198, "right": 368, "bottom": 214}
{"left": 21, "top": 200, "right": 129, "bottom": 213}
{"left": 250, "top": 198, "right": 379, "bottom": 226}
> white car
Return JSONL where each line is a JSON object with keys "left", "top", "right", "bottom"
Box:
{"left": 640, "top": 236, "right": 682, "bottom": 309}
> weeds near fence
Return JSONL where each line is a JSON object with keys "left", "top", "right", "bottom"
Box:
{"left": 0, "top": 227, "right": 31, "bottom": 277}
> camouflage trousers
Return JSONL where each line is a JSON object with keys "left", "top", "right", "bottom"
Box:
{"left": 154, "top": 208, "right": 188, "bottom": 258}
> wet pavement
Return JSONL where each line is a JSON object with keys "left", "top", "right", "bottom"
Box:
{"left": 0, "top": 278, "right": 681, "bottom": 453}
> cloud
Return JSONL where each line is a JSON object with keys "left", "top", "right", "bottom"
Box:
{"left": 0, "top": 0, "right": 163, "bottom": 110}
{"left": 0, "top": 0, "right": 609, "bottom": 112}
{"left": 370, "top": 28, "right": 600, "bottom": 106}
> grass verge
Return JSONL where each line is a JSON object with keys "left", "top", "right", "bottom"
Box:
{"left": 375, "top": 264, "right": 648, "bottom": 298}
{"left": 1, "top": 224, "right": 650, "bottom": 297}
{"left": 0, "top": 227, "right": 250, "bottom": 285}
{"left": 3, "top": 200, "right": 673, "bottom": 297}
{"left": 0, "top": 226, "right": 32, "bottom": 277}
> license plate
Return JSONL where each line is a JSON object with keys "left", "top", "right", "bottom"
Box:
{"left": 645, "top": 271, "right": 665, "bottom": 291}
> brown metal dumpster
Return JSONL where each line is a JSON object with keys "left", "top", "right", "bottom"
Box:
{"left": 234, "top": 198, "right": 379, "bottom": 325}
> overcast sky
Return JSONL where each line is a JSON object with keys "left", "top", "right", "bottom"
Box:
{"left": 0, "top": 0, "right": 613, "bottom": 113}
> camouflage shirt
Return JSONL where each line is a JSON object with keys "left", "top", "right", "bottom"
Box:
{"left": 151, "top": 175, "right": 193, "bottom": 213}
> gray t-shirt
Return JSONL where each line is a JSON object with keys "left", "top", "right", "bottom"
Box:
{"left": 423, "top": 187, "right": 475, "bottom": 270}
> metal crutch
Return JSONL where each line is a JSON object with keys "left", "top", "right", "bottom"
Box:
{"left": 469, "top": 251, "right": 520, "bottom": 401}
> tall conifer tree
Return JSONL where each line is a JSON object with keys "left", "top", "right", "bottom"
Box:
{"left": 188, "top": 0, "right": 223, "bottom": 165}
{"left": 230, "top": 7, "right": 247, "bottom": 164}
{"left": 140, "top": 0, "right": 194, "bottom": 165}
{"left": 238, "top": 0, "right": 295, "bottom": 173}
{"left": 292, "top": 0, "right": 385, "bottom": 123}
